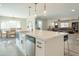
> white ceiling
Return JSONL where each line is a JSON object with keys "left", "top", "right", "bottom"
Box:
{"left": 0, "top": 3, "right": 79, "bottom": 18}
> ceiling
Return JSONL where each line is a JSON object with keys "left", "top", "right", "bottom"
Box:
{"left": 0, "top": 3, "right": 79, "bottom": 19}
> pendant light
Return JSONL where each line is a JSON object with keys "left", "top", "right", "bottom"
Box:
{"left": 44, "top": 3, "right": 47, "bottom": 15}
{"left": 34, "top": 3, "right": 37, "bottom": 17}
{"left": 28, "top": 6, "right": 31, "bottom": 16}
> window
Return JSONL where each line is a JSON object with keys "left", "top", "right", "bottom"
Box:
{"left": 60, "top": 22, "right": 69, "bottom": 28}
{"left": 1, "top": 20, "right": 21, "bottom": 30}
{"left": 1, "top": 22, "right": 5, "bottom": 29}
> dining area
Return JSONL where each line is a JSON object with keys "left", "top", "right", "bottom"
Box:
{"left": 0, "top": 28, "right": 16, "bottom": 50}
{"left": 0, "top": 28, "right": 16, "bottom": 39}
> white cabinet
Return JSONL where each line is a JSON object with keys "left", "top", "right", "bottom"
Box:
{"left": 16, "top": 38, "right": 20, "bottom": 47}
{"left": 36, "top": 39, "right": 45, "bottom": 56}
{"left": 36, "top": 35, "right": 64, "bottom": 56}
{"left": 16, "top": 30, "right": 65, "bottom": 56}
{"left": 16, "top": 32, "right": 26, "bottom": 55}
{"left": 16, "top": 32, "right": 20, "bottom": 47}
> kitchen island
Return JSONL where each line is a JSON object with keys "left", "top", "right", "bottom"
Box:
{"left": 16, "top": 30, "right": 68, "bottom": 56}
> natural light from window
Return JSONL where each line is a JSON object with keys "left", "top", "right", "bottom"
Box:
{"left": 60, "top": 22, "right": 69, "bottom": 28}
{"left": 1, "top": 20, "right": 21, "bottom": 30}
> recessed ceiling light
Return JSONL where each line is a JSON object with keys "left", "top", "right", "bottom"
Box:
{"left": 72, "top": 9, "right": 76, "bottom": 12}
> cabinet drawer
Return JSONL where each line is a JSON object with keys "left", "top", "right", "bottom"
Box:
{"left": 36, "top": 39, "right": 45, "bottom": 56}
{"left": 36, "top": 39, "right": 45, "bottom": 45}
{"left": 36, "top": 39, "right": 45, "bottom": 48}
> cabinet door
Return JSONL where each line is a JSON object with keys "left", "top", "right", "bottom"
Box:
{"left": 16, "top": 38, "right": 20, "bottom": 47}
{"left": 19, "top": 33, "right": 26, "bottom": 54}
{"left": 36, "top": 39, "right": 45, "bottom": 56}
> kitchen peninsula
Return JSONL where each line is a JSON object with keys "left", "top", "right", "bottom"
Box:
{"left": 16, "top": 30, "right": 68, "bottom": 56}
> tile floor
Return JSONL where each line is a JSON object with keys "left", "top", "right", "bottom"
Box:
{"left": 65, "top": 33, "right": 79, "bottom": 56}
{"left": 0, "top": 38, "right": 24, "bottom": 56}
{"left": 0, "top": 33, "right": 79, "bottom": 56}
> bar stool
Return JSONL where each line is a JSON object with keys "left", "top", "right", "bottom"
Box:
{"left": 64, "top": 35, "right": 69, "bottom": 56}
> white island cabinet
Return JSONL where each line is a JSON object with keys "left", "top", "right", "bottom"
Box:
{"left": 36, "top": 36, "right": 64, "bottom": 56}
{"left": 26, "top": 30, "right": 68, "bottom": 56}
{"left": 16, "top": 30, "right": 68, "bottom": 56}
{"left": 36, "top": 39, "right": 45, "bottom": 56}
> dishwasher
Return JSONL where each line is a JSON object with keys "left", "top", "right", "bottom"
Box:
{"left": 25, "top": 35, "right": 36, "bottom": 56}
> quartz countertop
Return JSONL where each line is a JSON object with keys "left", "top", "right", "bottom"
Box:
{"left": 22, "top": 30, "right": 68, "bottom": 41}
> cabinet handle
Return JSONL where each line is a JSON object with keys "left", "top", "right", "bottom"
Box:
{"left": 37, "top": 41, "right": 42, "bottom": 44}
{"left": 37, "top": 45, "right": 42, "bottom": 48}
{"left": 21, "top": 40, "right": 23, "bottom": 44}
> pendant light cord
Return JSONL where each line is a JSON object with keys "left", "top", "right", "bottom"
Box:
{"left": 35, "top": 3, "right": 37, "bottom": 14}
{"left": 29, "top": 6, "right": 31, "bottom": 16}
{"left": 44, "top": 3, "right": 46, "bottom": 11}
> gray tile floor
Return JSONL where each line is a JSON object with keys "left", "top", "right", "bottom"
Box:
{"left": 0, "top": 33, "right": 79, "bottom": 56}
{"left": 65, "top": 33, "right": 79, "bottom": 56}
{"left": 0, "top": 38, "right": 24, "bottom": 56}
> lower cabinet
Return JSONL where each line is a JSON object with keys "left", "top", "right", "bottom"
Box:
{"left": 36, "top": 39, "right": 45, "bottom": 56}
{"left": 16, "top": 32, "right": 26, "bottom": 56}
{"left": 16, "top": 33, "right": 64, "bottom": 56}
{"left": 36, "top": 36, "right": 64, "bottom": 56}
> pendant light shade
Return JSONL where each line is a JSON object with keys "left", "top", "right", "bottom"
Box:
{"left": 34, "top": 3, "right": 37, "bottom": 17}
{"left": 28, "top": 6, "right": 31, "bottom": 16}
{"left": 44, "top": 3, "right": 47, "bottom": 15}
